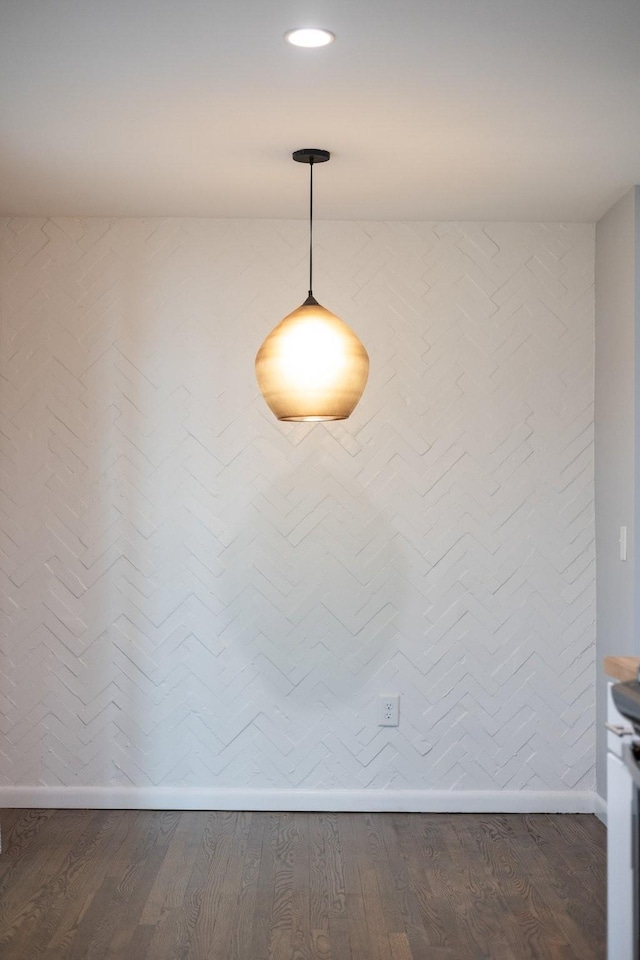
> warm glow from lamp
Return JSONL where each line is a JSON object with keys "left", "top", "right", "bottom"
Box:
{"left": 255, "top": 298, "right": 369, "bottom": 421}
{"left": 279, "top": 319, "right": 346, "bottom": 388}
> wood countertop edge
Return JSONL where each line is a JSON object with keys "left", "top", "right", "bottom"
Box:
{"left": 604, "top": 655, "right": 640, "bottom": 682}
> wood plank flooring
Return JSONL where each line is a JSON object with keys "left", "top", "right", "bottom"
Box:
{"left": 0, "top": 809, "right": 606, "bottom": 960}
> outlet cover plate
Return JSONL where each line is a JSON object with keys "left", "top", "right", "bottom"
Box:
{"left": 378, "top": 694, "right": 400, "bottom": 726}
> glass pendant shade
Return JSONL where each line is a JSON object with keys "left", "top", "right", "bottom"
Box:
{"left": 255, "top": 148, "right": 369, "bottom": 422}
{"left": 255, "top": 295, "right": 369, "bottom": 421}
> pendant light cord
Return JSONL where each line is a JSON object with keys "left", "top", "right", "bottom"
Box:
{"left": 308, "top": 158, "right": 314, "bottom": 298}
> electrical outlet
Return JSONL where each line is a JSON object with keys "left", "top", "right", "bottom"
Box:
{"left": 378, "top": 694, "right": 400, "bottom": 726}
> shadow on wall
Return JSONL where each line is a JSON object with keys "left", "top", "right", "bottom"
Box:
{"left": 93, "top": 229, "right": 203, "bottom": 789}
{"left": 203, "top": 428, "right": 408, "bottom": 788}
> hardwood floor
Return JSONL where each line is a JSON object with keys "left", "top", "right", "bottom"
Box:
{"left": 0, "top": 809, "right": 605, "bottom": 960}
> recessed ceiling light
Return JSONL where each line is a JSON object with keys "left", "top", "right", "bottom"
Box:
{"left": 285, "top": 28, "right": 335, "bottom": 48}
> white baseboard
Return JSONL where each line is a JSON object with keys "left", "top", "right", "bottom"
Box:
{"left": 0, "top": 786, "right": 599, "bottom": 814}
{"left": 592, "top": 791, "right": 607, "bottom": 825}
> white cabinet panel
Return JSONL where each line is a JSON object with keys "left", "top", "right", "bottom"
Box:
{"left": 608, "top": 751, "right": 634, "bottom": 960}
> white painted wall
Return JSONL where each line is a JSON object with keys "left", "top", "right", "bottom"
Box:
{"left": 0, "top": 218, "right": 595, "bottom": 808}
{"left": 595, "top": 188, "right": 640, "bottom": 800}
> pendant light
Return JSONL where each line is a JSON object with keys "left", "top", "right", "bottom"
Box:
{"left": 255, "top": 149, "right": 369, "bottom": 422}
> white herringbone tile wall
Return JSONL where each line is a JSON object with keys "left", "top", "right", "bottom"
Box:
{"left": 0, "top": 218, "right": 595, "bottom": 797}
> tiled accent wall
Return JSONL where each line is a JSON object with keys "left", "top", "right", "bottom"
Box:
{"left": 0, "top": 218, "right": 595, "bottom": 794}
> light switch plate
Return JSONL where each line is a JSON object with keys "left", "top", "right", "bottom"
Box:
{"left": 620, "top": 525, "right": 628, "bottom": 562}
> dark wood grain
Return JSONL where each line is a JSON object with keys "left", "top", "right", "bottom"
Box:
{"left": 322, "top": 814, "right": 346, "bottom": 922}
{"left": 0, "top": 810, "right": 606, "bottom": 960}
{"left": 227, "top": 809, "right": 265, "bottom": 960}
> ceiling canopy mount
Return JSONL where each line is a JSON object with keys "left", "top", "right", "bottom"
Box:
{"left": 292, "top": 149, "right": 330, "bottom": 165}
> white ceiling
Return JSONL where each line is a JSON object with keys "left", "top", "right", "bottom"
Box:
{"left": 2, "top": 0, "right": 640, "bottom": 222}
